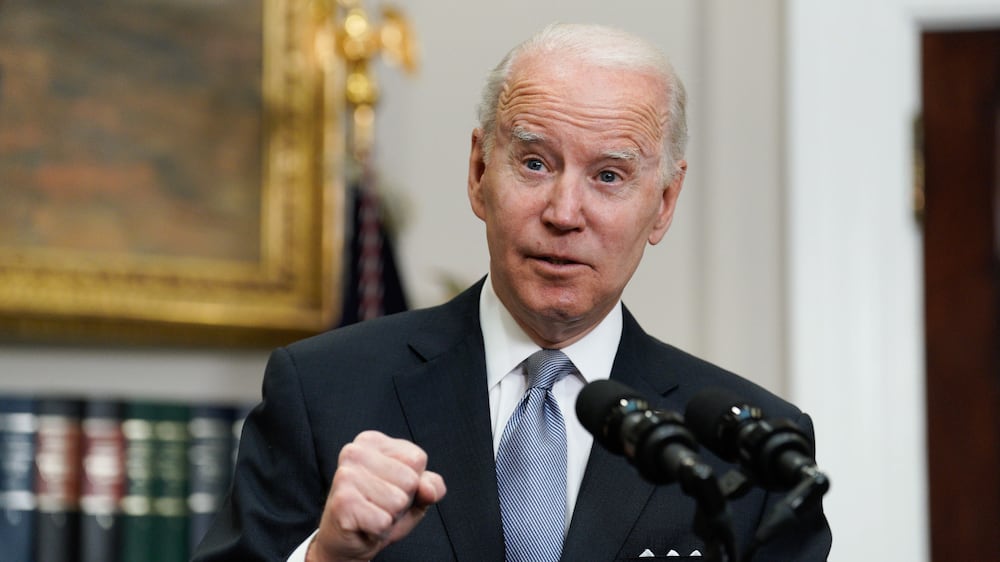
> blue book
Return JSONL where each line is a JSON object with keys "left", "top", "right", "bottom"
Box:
{"left": 187, "top": 404, "right": 235, "bottom": 553}
{"left": 0, "top": 397, "right": 38, "bottom": 562}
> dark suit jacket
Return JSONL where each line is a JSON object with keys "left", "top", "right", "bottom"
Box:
{"left": 194, "top": 280, "right": 831, "bottom": 561}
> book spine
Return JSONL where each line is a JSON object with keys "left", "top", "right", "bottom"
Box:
{"left": 187, "top": 405, "right": 234, "bottom": 553}
{"left": 151, "top": 404, "right": 190, "bottom": 562}
{"left": 119, "top": 402, "right": 157, "bottom": 562}
{"left": 122, "top": 401, "right": 199, "bottom": 562}
{"left": 0, "top": 397, "right": 39, "bottom": 562}
{"left": 1, "top": 397, "right": 244, "bottom": 560}
{"left": 80, "top": 400, "right": 124, "bottom": 562}
{"left": 35, "top": 398, "right": 84, "bottom": 562}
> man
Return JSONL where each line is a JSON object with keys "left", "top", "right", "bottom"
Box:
{"left": 195, "top": 23, "right": 831, "bottom": 562}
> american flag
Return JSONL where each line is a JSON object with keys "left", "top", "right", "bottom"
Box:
{"left": 338, "top": 180, "right": 408, "bottom": 326}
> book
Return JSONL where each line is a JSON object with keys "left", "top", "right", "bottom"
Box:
{"left": 120, "top": 401, "right": 190, "bottom": 562}
{"left": 187, "top": 404, "right": 235, "bottom": 553}
{"left": 35, "top": 398, "right": 84, "bottom": 562}
{"left": 80, "top": 400, "right": 125, "bottom": 562}
{"left": 150, "top": 403, "right": 190, "bottom": 562}
{"left": 0, "top": 396, "right": 38, "bottom": 562}
{"left": 0, "top": 394, "right": 247, "bottom": 561}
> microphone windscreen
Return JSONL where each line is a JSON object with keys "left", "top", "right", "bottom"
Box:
{"left": 575, "top": 379, "right": 643, "bottom": 453}
{"left": 684, "top": 387, "right": 746, "bottom": 458}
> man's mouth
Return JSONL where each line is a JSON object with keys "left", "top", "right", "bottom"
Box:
{"left": 533, "top": 254, "right": 585, "bottom": 268}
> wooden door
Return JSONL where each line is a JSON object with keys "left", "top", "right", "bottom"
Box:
{"left": 922, "top": 29, "right": 1000, "bottom": 560}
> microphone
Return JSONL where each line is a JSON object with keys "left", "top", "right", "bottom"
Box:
{"left": 683, "top": 388, "right": 826, "bottom": 491}
{"left": 576, "top": 379, "right": 704, "bottom": 485}
{"left": 685, "top": 389, "right": 831, "bottom": 556}
{"left": 577, "top": 380, "right": 738, "bottom": 562}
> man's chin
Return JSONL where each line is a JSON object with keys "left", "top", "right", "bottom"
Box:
{"left": 499, "top": 284, "right": 598, "bottom": 335}
{"left": 520, "top": 300, "right": 596, "bottom": 338}
{"left": 517, "top": 290, "right": 587, "bottom": 323}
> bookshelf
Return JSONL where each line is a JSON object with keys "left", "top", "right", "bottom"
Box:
{"left": 0, "top": 346, "right": 269, "bottom": 562}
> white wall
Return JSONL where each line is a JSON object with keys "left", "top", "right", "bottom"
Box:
{"left": 785, "top": 1, "right": 927, "bottom": 557}
{"left": 0, "top": 346, "right": 267, "bottom": 403}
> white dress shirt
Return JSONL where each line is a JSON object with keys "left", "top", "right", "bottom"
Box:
{"left": 479, "top": 276, "right": 620, "bottom": 529}
{"left": 287, "top": 278, "right": 622, "bottom": 561}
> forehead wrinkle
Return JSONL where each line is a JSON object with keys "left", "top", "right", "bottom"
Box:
{"left": 499, "top": 90, "right": 665, "bottom": 160}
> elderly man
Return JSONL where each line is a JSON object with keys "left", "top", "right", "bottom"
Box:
{"left": 195, "top": 23, "right": 831, "bottom": 562}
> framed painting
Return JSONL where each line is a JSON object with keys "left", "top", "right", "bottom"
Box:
{"left": 0, "top": 0, "right": 345, "bottom": 346}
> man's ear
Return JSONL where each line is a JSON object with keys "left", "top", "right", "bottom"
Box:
{"left": 468, "top": 128, "right": 488, "bottom": 220}
{"left": 648, "top": 160, "right": 687, "bottom": 245}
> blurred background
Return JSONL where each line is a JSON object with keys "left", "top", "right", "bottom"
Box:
{"left": 3, "top": 0, "right": 1000, "bottom": 560}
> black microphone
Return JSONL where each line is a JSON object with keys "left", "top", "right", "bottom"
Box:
{"left": 685, "top": 388, "right": 831, "bottom": 556}
{"left": 684, "top": 387, "right": 826, "bottom": 491}
{"left": 577, "top": 380, "right": 738, "bottom": 562}
{"left": 576, "top": 379, "right": 704, "bottom": 485}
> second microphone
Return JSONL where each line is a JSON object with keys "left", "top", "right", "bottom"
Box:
{"left": 575, "top": 379, "right": 707, "bottom": 485}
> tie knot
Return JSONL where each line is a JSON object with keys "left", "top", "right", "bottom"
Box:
{"left": 525, "top": 349, "right": 574, "bottom": 391}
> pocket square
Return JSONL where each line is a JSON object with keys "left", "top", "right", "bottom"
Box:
{"left": 636, "top": 548, "right": 702, "bottom": 558}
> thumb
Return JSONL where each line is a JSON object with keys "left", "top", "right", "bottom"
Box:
{"left": 415, "top": 470, "right": 447, "bottom": 507}
{"left": 387, "top": 471, "right": 446, "bottom": 542}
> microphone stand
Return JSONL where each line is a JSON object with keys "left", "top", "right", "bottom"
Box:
{"left": 742, "top": 466, "right": 830, "bottom": 561}
{"left": 575, "top": 384, "right": 741, "bottom": 561}
{"left": 623, "top": 410, "right": 740, "bottom": 562}
{"left": 666, "top": 445, "right": 738, "bottom": 562}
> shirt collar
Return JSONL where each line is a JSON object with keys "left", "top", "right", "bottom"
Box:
{"left": 480, "top": 275, "right": 622, "bottom": 387}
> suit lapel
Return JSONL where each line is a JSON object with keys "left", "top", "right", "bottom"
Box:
{"left": 393, "top": 282, "right": 505, "bottom": 562}
{"left": 390, "top": 293, "right": 688, "bottom": 561}
{"left": 561, "top": 307, "right": 684, "bottom": 561}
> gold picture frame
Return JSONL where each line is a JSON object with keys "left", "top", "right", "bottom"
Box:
{"left": 0, "top": 0, "right": 345, "bottom": 346}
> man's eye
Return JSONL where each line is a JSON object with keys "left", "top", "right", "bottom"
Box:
{"left": 598, "top": 170, "right": 621, "bottom": 183}
{"left": 524, "top": 158, "right": 545, "bottom": 172}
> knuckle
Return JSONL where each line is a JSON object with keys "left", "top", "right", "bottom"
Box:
{"left": 338, "top": 441, "right": 366, "bottom": 465}
{"left": 385, "top": 486, "right": 413, "bottom": 514}
{"left": 408, "top": 448, "right": 428, "bottom": 469}
{"left": 356, "top": 429, "right": 385, "bottom": 445}
{"left": 395, "top": 466, "right": 420, "bottom": 493}
{"left": 331, "top": 463, "right": 359, "bottom": 487}
{"left": 326, "top": 483, "right": 359, "bottom": 514}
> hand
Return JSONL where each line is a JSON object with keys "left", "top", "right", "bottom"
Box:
{"left": 306, "top": 430, "right": 447, "bottom": 562}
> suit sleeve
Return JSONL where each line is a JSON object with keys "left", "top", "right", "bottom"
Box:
{"left": 749, "top": 412, "right": 833, "bottom": 561}
{"left": 192, "top": 347, "right": 328, "bottom": 562}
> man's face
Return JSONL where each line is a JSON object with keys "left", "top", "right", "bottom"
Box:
{"left": 468, "top": 53, "right": 686, "bottom": 347}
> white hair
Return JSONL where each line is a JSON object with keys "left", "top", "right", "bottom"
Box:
{"left": 476, "top": 23, "right": 688, "bottom": 184}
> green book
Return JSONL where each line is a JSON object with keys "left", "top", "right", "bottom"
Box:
{"left": 120, "top": 402, "right": 189, "bottom": 562}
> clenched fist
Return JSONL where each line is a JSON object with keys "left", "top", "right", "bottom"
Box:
{"left": 306, "top": 431, "right": 447, "bottom": 562}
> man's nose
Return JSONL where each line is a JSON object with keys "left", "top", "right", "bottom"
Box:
{"left": 541, "top": 174, "right": 586, "bottom": 231}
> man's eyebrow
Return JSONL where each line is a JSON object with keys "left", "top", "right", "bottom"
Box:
{"left": 509, "top": 126, "right": 638, "bottom": 161}
{"left": 603, "top": 148, "right": 639, "bottom": 161}
{"left": 511, "top": 126, "right": 545, "bottom": 144}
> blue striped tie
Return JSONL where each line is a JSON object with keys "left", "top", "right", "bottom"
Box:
{"left": 496, "top": 349, "right": 573, "bottom": 562}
